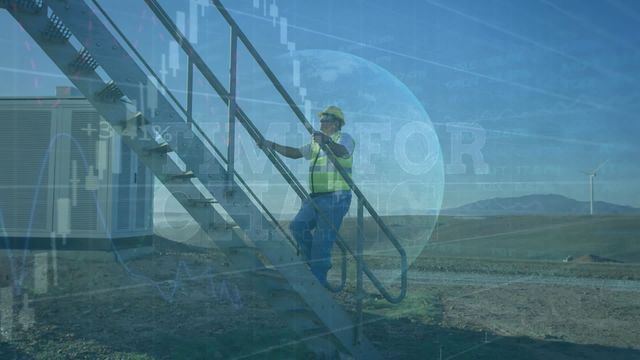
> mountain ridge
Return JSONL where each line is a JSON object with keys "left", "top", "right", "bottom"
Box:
{"left": 442, "top": 194, "right": 640, "bottom": 216}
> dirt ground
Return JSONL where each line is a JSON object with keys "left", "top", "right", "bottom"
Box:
{"left": 1, "top": 239, "right": 640, "bottom": 359}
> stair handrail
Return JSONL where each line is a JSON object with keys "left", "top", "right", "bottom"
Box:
{"left": 136, "top": 0, "right": 406, "bottom": 302}
{"left": 210, "top": 0, "right": 407, "bottom": 303}
{"left": 91, "top": 0, "right": 349, "bottom": 292}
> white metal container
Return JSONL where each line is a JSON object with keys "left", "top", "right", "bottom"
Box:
{"left": 0, "top": 94, "right": 153, "bottom": 250}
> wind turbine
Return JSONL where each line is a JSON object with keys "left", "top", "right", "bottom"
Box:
{"left": 582, "top": 160, "right": 608, "bottom": 215}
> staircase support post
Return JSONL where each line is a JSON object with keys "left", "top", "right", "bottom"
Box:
{"left": 355, "top": 198, "right": 364, "bottom": 344}
{"left": 226, "top": 28, "right": 238, "bottom": 192}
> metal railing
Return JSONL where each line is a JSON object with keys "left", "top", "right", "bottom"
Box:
{"left": 89, "top": 0, "right": 300, "bottom": 261}
{"left": 99, "top": 0, "right": 406, "bottom": 306}
{"left": 207, "top": 0, "right": 407, "bottom": 304}
{"left": 91, "top": 0, "right": 350, "bottom": 292}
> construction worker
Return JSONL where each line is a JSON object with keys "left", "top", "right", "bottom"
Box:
{"left": 257, "top": 106, "right": 355, "bottom": 286}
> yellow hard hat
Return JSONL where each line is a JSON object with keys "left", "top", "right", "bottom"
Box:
{"left": 318, "top": 105, "right": 345, "bottom": 126}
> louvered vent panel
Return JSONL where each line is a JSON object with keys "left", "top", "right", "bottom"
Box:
{"left": 0, "top": 109, "right": 52, "bottom": 232}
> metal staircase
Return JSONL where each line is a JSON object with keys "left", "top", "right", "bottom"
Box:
{"left": 3, "top": 0, "right": 408, "bottom": 358}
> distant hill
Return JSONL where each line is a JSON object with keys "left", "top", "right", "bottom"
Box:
{"left": 443, "top": 194, "right": 640, "bottom": 216}
{"left": 420, "top": 215, "right": 640, "bottom": 263}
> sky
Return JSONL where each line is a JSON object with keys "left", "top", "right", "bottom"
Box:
{"left": 1, "top": 0, "right": 639, "bottom": 209}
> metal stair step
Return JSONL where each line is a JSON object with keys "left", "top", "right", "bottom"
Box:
{"left": 69, "top": 48, "right": 99, "bottom": 72}
{"left": 145, "top": 142, "right": 172, "bottom": 154}
{"left": 95, "top": 80, "right": 125, "bottom": 102}
{"left": 9, "top": 0, "right": 43, "bottom": 14}
{"left": 42, "top": 13, "right": 71, "bottom": 42}
{"left": 119, "top": 112, "right": 149, "bottom": 128}
{"left": 167, "top": 171, "right": 195, "bottom": 181}
{"left": 187, "top": 198, "right": 218, "bottom": 206}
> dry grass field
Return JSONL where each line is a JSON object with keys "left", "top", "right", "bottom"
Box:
{"left": 1, "top": 214, "right": 639, "bottom": 359}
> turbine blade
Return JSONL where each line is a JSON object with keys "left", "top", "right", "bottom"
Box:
{"left": 592, "top": 159, "right": 609, "bottom": 174}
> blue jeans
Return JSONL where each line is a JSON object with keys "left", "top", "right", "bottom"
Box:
{"left": 289, "top": 191, "right": 352, "bottom": 285}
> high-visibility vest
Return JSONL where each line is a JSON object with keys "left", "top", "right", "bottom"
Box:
{"left": 309, "top": 132, "right": 353, "bottom": 193}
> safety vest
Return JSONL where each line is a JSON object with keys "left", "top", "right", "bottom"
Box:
{"left": 309, "top": 132, "right": 354, "bottom": 193}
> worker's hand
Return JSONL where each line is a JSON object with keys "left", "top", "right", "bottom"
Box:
{"left": 257, "top": 138, "right": 274, "bottom": 150}
{"left": 313, "top": 131, "right": 332, "bottom": 145}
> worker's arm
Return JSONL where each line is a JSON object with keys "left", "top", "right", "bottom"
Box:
{"left": 325, "top": 141, "right": 349, "bottom": 158}
{"left": 313, "top": 132, "right": 350, "bottom": 158}
{"left": 258, "top": 139, "right": 303, "bottom": 159}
